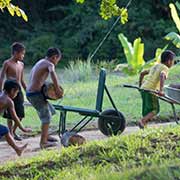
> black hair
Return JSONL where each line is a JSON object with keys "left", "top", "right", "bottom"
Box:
{"left": 3, "top": 80, "right": 20, "bottom": 93}
{"left": 161, "top": 50, "right": 175, "bottom": 63}
{"left": 11, "top": 42, "right": 25, "bottom": 55}
{"left": 46, "top": 47, "right": 61, "bottom": 58}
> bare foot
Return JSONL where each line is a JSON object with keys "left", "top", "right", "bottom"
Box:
{"left": 137, "top": 121, "right": 145, "bottom": 129}
{"left": 40, "top": 142, "right": 57, "bottom": 149}
{"left": 16, "top": 143, "right": 28, "bottom": 156}
{"left": 48, "top": 135, "right": 58, "bottom": 142}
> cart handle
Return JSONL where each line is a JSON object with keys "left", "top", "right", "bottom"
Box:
{"left": 123, "top": 84, "right": 158, "bottom": 94}
{"left": 123, "top": 84, "right": 180, "bottom": 105}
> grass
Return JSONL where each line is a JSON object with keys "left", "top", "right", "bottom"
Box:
{"left": 1, "top": 62, "right": 180, "bottom": 179}
{"left": 1, "top": 125, "right": 180, "bottom": 179}
{"left": 1, "top": 62, "right": 180, "bottom": 132}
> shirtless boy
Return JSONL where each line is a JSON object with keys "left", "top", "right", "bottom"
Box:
{"left": 26, "top": 47, "right": 62, "bottom": 148}
{"left": 0, "top": 80, "right": 31, "bottom": 156}
{"left": 0, "top": 42, "right": 26, "bottom": 141}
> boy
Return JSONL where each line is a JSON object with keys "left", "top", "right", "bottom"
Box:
{"left": 0, "top": 42, "right": 26, "bottom": 141}
{"left": 26, "top": 47, "right": 62, "bottom": 148}
{"left": 0, "top": 80, "right": 31, "bottom": 156}
{"left": 138, "top": 50, "right": 175, "bottom": 129}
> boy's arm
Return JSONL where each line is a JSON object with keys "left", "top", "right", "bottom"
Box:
{"left": 159, "top": 71, "right": 167, "bottom": 95}
{"left": 48, "top": 64, "right": 62, "bottom": 97}
{"left": 139, "top": 70, "right": 149, "bottom": 87}
{"left": 0, "top": 62, "right": 8, "bottom": 91}
{"left": 21, "top": 64, "right": 27, "bottom": 91}
{"left": 8, "top": 99, "right": 31, "bottom": 132}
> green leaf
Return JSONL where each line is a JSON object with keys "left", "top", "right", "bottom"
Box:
{"left": 142, "top": 45, "right": 168, "bottom": 70}
{"left": 169, "top": 3, "right": 180, "bottom": 33}
{"left": 7, "top": 3, "right": 14, "bottom": 16}
{"left": 118, "top": 33, "right": 133, "bottom": 65}
{"left": 76, "top": 0, "right": 85, "bottom": 4}
{"left": 15, "top": 6, "right": 21, "bottom": 17}
{"left": 100, "top": 0, "right": 128, "bottom": 24}
{"left": 132, "top": 38, "right": 145, "bottom": 68}
{"left": 164, "top": 32, "right": 180, "bottom": 48}
{"left": 120, "top": 8, "right": 128, "bottom": 24}
{"left": 19, "top": 9, "right": 28, "bottom": 22}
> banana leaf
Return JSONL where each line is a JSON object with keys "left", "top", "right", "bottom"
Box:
{"left": 118, "top": 33, "right": 133, "bottom": 65}
{"left": 141, "top": 45, "right": 168, "bottom": 70}
{"left": 164, "top": 32, "right": 180, "bottom": 48}
{"left": 169, "top": 3, "right": 180, "bottom": 33}
{"left": 132, "top": 37, "right": 145, "bottom": 68}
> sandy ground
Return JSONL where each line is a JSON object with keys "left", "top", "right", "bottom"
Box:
{"left": 0, "top": 122, "right": 177, "bottom": 165}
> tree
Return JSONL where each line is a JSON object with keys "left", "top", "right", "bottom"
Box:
{"left": 76, "top": 0, "right": 128, "bottom": 24}
{"left": 0, "top": 0, "right": 28, "bottom": 21}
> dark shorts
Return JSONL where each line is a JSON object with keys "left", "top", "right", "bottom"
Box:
{"left": 141, "top": 90, "right": 160, "bottom": 116}
{"left": 3, "top": 89, "right": 25, "bottom": 119}
{"left": 26, "top": 91, "right": 56, "bottom": 124}
{"left": 0, "top": 124, "right": 9, "bottom": 138}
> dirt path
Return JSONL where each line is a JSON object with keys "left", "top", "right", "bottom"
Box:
{"left": 0, "top": 122, "right": 177, "bottom": 165}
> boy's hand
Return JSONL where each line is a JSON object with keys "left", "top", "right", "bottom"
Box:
{"left": 55, "top": 87, "right": 64, "bottom": 98}
{"left": 23, "top": 127, "right": 32, "bottom": 133}
{"left": 157, "top": 91, "right": 165, "bottom": 96}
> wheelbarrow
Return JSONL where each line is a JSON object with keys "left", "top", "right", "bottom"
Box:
{"left": 53, "top": 68, "right": 126, "bottom": 146}
{"left": 123, "top": 84, "right": 180, "bottom": 124}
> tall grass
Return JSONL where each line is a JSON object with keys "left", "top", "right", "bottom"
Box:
{"left": 62, "top": 59, "right": 94, "bottom": 83}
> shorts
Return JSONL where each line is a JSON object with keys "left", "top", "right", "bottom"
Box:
{"left": 3, "top": 88, "right": 24, "bottom": 119}
{"left": 141, "top": 90, "right": 160, "bottom": 116}
{"left": 26, "top": 91, "right": 56, "bottom": 124}
{"left": 0, "top": 124, "right": 9, "bottom": 138}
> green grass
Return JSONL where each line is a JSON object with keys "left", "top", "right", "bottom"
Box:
{"left": 1, "top": 125, "right": 180, "bottom": 179}
{"left": 1, "top": 63, "right": 180, "bottom": 179}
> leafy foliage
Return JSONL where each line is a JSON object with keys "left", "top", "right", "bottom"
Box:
{"left": 0, "top": 0, "right": 178, "bottom": 65}
{"left": 116, "top": 33, "right": 167, "bottom": 75}
{"left": 164, "top": 2, "right": 180, "bottom": 48}
{"left": 76, "top": 0, "right": 128, "bottom": 24}
{"left": 100, "top": 0, "right": 128, "bottom": 24}
{"left": 0, "top": 0, "right": 27, "bottom": 21}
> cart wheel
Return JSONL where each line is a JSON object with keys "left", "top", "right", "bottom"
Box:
{"left": 98, "top": 109, "right": 126, "bottom": 136}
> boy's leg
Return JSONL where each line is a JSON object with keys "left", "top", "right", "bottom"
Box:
{"left": 40, "top": 123, "right": 57, "bottom": 148}
{"left": 5, "top": 133, "right": 27, "bottom": 156}
{"left": 12, "top": 90, "right": 25, "bottom": 140}
{"left": 27, "top": 94, "right": 57, "bottom": 148}
{"left": 7, "top": 119, "right": 13, "bottom": 135}
{"left": 138, "top": 112, "right": 155, "bottom": 128}
{"left": 138, "top": 91, "right": 159, "bottom": 129}
{"left": 0, "top": 124, "right": 27, "bottom": 156}
{"left": 40, "top": 123, "right": 49, "bottom": 145}
{"left": 13, "top": 118, "right": 23, "bottom": 141}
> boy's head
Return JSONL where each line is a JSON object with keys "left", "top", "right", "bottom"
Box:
{"left": 46, "top": 47, "right": 61, "bottom": 65}
{"left": 11, "top": 42, "right": 25, "bottom": 61}
{"left": 161, "top": 50, "right": 175, "bottom": 68}
{"left": 4, "top": 80, "right": 19, "bottom": 99}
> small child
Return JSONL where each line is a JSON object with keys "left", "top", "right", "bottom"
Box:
{"left": 0, "top": 80, "right": 31, "bottom": 156}
{"left": 138, "top": 50, "right": 175, "bottom": 128}
{"left": 0, "top": 42, "right": 27, "bottom": 141}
